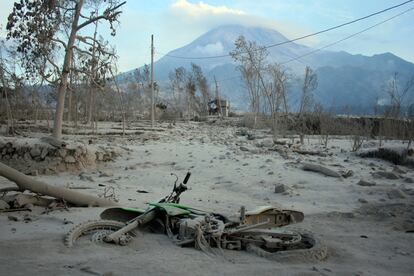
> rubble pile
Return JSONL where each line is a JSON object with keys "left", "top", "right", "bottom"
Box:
{"left": 0, "top": 138, "right": 121, "bottom": 175}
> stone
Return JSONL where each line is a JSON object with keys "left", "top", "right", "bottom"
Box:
{"left": 357, "top": 179, "right": 376, "bottom": 187}
{"left": 261, "top": 139, "right": 274, "bottom": 148}
{"left": 99, "top": 171, "right": 114, "bottom": 177}
{"left": 372, "top": 171, "right": 399, "bottom": 180}
{"left": 403, "top": 177, "right": 414, "bottom": 183}
{"left": 80, "top": 174, "right": 95, "bottom": 182}
{"left": 341, "top": 170, "right": 354, "bottom": 178}
{"left": 240, "top": 146, "right": 249, "bottom": 152}
{"left": 8, "top": 215, "right": 19, "bottom": 221}
{"left": 393, "top": 166, "right": 407, "bottom": 174}
{"left": 0, "top": 199, "right": 10, "bottom": 210}
{"left": 358, "top": 198, "right": 368, "bottom": 203}
{"left": 64, "top": 156, "right": 76, "bottom": 163}
{"left": 30, "top": 170, "right": 39, "bottom": 176}
{"left": 247, "top": 133, "right": 255, "bottom": 140}
{"left": 387, "top": 189, "right": 406, "bottom": 200}
{"left": 274, "top": 184, "right": 286, "bottom": 193}
{"left": 57, "top": 148, "right": 67, "bottom": 158}
{"left": 30, "top": 147, "right": 41, "bottom": 158}
{"left": 40, "top": 147, "right": 49, "bottom": 159}
{"left": 23, "top": 152, "right": 32, "bottom": 161}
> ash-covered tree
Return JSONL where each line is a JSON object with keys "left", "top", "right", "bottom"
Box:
{"left": 191, "top": 63, "right": 210, "bottom": 116}
{"left": 6, "top": 0, "right": 125, "bottom": 140}
{"left": 230, "top": 35, "right": 268, "bottom": 128}
{"left": 298, "top": 66, "right": 318, "bottom": 143}
{"left": 169, "top": 67, "right": 187, "bottom": 114}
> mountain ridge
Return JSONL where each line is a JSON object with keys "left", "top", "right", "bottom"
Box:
{"left": 121, "top": 24, "right": 414, "bottom": 113}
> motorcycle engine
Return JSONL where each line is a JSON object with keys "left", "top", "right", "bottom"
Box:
{"left": 177, "top": 216, "right": 205, "bottom": 241}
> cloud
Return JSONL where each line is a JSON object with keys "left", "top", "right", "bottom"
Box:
{"left": 195, "top": 42, "right": 224, "bottom": 55}
{"left": 171, "top": 0, "right": 245, "bottom": 16}
{"left": 167, "top": 0, "right": 314, "bottom": 46}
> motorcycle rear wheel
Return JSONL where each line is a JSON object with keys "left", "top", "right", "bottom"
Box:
{"left": 245, "top": 229, "right": 328, "bottom": 262}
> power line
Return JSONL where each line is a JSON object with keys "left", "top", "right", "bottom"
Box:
{"left": 158, "top": 0, "right": 413, "bottom": 60}
{"left": 214, "top": 6, "right": 414, "bottom": 83}
{"left": 280, "top": 7, "right": 414, "bottom": 65}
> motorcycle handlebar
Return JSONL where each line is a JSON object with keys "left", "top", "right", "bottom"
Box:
{"left": 183, "top": 172, "right": 191, "bottom": 185}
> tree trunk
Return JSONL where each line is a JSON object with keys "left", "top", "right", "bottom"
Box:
{"left": 0, "top": 162, "right": 118, "bottom": 207}
{"left": 52, "top": 0, "right": 84, "bottom": 140}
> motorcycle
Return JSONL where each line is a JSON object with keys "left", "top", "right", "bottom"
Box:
{"left": 65, "top": 172, "right": 327, "bottom": 261}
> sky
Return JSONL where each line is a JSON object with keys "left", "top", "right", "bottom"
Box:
{"left": 0, "top": 0, "right": 413, "bottom": 72}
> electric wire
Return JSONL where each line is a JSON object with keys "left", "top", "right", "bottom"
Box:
{"left": 212, "top": 6, "right": 414, "bottom": 83}
{"left": 156, "top": 0, "right": 413, "bottom": 60}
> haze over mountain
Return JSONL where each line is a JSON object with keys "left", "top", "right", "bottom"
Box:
{"left": 124, "top": 25, "right": 414, "bottom": 113}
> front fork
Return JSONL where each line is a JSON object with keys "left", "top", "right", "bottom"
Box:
{"left": 105, "top": 208, "right": 158, "bottom": 244}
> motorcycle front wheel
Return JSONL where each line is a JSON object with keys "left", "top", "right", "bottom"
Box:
{"left": 65, "top": 220, "right": 134, "bottom": 247}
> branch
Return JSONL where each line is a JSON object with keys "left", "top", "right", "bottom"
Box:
{"left": 45, "top": 55, "right": 61, "bottom": 72}
{"left": 51, "top": 38, "right": 67, "bottom": 49}
{"left": 71, "top": 67, "right": 105, "bottom": 90}
{"left": 76, "top": 1, "right": 126, "bottom": 31}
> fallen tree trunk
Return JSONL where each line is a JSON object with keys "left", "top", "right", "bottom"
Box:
{"left": 292, "top": 149, "right": 327, "bottom": 157}
{"left": 0, "top": 162, "right": 118, "bottom": 207}
{"left": 302, "top": 162, "right": 341, "bottom": 178}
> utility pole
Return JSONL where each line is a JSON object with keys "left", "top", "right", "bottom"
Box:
{"left": 214, "top": 76, "right": 222, "bottom": 117}
{"left": 150, "top": 34, "right": 155, "bottom": 128}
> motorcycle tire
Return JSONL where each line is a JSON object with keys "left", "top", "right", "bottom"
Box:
{"left": 65, "top": 220, "right": 133, "bottom": 247}
{"left": 246, "top": 229, "right": 328, "bottom": 262}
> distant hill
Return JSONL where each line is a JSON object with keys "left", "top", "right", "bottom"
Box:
{"left": 120, "top": 25, "right": 414, "bottom": 113}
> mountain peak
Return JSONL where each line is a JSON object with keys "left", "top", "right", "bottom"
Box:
{"left": 191, "top": 24, "right": 289, "bottom": 49}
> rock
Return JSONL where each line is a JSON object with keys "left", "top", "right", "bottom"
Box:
{"left": 387, "top": 189, "right": 406, "bottom": 199}
{"left": 99, "top": 171, "right": 114, "bottom": 177}
{"left": 40, "top": 136, "right": 66, "bottom": 148}
{"left": 96, "top": 152, "right": 104, "bottom": 161}
{"left": 23, "top": 152, "right": 32, "bottom": 161}
{"left": 247, "top": 133, "right": 255, "bottom": 140}
{"left": 393, "top": 166, "right": 407, "bottom": 174}
{"left": 341, "top": 170, "right": 354, "bottom": 178}
{"left": 79, "top": 174, "right": 95, "bottom": 182}
{"left": 57, "top": 148, "right": 67, "bottom": 158}
{"left": 8, "top": 215, "right": 19, "bottom": 221}
{"left": 240, "top": 146, "right": 249, "bottom": 152}
{"left": 404, "top": 177, "right": 414, "bottom": 183}
{"left": 357, "top": 179, "right": 376, "bottom": 187}
{"left": 0, "top": 199, "right": 10, "bottom": 210}
{"left": 372, "top": 171, "right": 399, "bottom": 180}
{"left": 40, "top": 147, "right": 49, "bottom": 159}
{"left": 274, "top": 184, "right": 286, "bottom": 193}
{"left": 358, "top": 198, "right": 368, "bottom": 203}
{"left": 30, "top": 147, "right": 41, "bottom": 158}
{"left": 64, "top": 155, "right": 76, "bottom": 163}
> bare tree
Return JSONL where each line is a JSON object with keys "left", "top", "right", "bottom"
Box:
{"left": 385, "top": 72, "right": 414, "bottom": 118}
{"left": 169, "top": 67, "right": 187, "bottom": 115}
{"left": 230, "top": 35, "right": 268, "bottom": 129}
{"left": 7, "top": 0, "right": 126, "bottom": 140}
{"left": 298, "top": 66, "right": 318, "bottom": 143}
{"left": 191, "top": 63, "right": 210, "bottom": 116}
{"left": 265, "top": 63, "right": 289, "bottom": 138}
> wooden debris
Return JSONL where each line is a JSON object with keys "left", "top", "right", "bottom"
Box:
{"left": 302, "top": 162, "right": 341, "bottom": 178}
{"left": 292, "top": 149, "right": 327, "bottom": 157}
{"left": 0, "top": 162, "right": 119, "bottom": 207}
{"left": 14, "top": 194, "right": 55, "bottom": 208}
